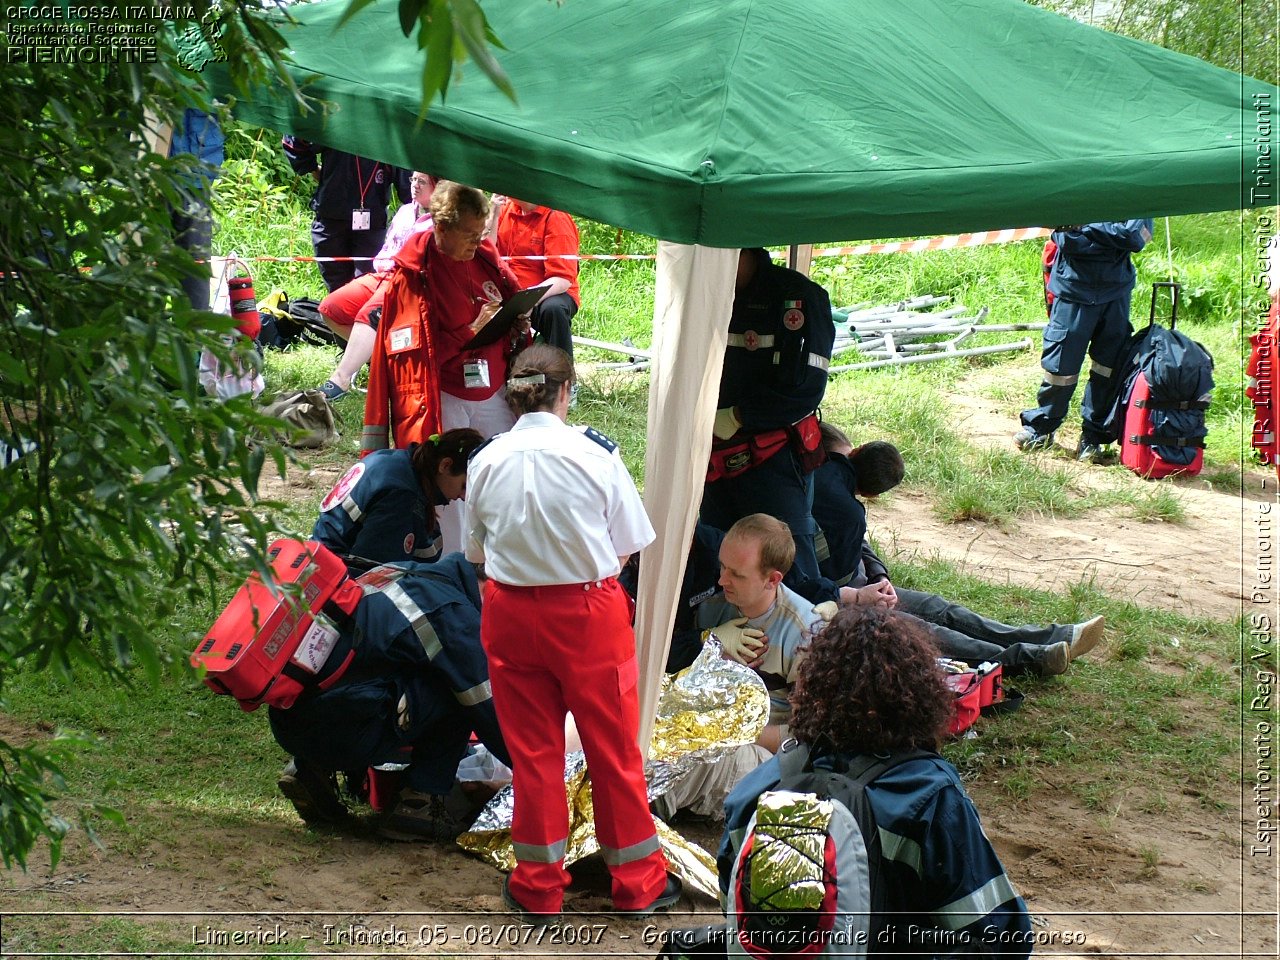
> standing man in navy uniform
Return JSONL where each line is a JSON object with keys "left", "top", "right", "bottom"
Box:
{"left": 1015, "top": 219, "right": 1153, "bottom": 461}
{"left": 701, "top": 248, "right": 834, "bottom": 584}
{"left": 282, "top": 137, "right": 412, "bottom": 293}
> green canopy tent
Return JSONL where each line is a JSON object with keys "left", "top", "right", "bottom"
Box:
{"left": 222, "top": 0, "right": 1269, "bottom": 244}
{"left": 216, "top": 0, "right": 1275, "bottom": 747}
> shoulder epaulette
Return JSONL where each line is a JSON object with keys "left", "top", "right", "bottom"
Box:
{"left": 468, "top": 434, "right": 502, "bottom": 461}
{"left": 575, "top": 424, "right": 618, "bottom": 453}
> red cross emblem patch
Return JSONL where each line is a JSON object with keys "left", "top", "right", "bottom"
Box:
{"left": 743, "top": 330, "right": 761, "bottom": 350}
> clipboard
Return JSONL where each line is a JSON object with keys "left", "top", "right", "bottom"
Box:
{"left": 461, "top": 283, "right": 551, "bottom": 349}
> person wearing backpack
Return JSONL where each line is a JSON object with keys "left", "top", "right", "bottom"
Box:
{"left": 1015, "top": 219, "right": 1154, "bottom": 462}
{"left": 265, "top": 553, "right": 512, "bottom": 841}
{"left": 716, "top": 607, "right": 1032, "bottom": 957}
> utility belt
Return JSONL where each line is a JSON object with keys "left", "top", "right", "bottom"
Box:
{"left": 706, "top": 413, "right": 823, "bottom": 484}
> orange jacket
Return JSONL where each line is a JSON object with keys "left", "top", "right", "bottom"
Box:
{"left": 361, "top": 232, "right": 442, "bottom": 456}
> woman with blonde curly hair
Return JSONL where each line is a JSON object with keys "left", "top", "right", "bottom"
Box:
{"left": 363, "top": 182, "right": 523, "bottom": 550}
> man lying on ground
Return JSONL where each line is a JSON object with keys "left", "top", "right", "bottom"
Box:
{"left": 814, "top": 422, "right": 1104, "bottom": 676}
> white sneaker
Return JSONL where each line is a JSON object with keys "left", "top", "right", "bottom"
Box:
{"left": 1070, "top": 615, "right": 1105, "bottom": 660}
{"left": 1040, "top": 640, "right": 1071, "bottom": 676}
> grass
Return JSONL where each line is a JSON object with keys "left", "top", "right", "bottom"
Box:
{"left": 1, "top": 915, "right": 210, "bottom": 957}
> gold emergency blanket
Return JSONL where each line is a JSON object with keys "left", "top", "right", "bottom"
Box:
{"left": 458, "top": 643, "right": 770, "bottom": 898}
{"left": 748, "top": 791, "right": 833, "bottom": 911}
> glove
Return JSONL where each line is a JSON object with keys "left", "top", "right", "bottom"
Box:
{"left": 711, "top": 617, "right": 767, "bottom": 665}
{"left": 713, "top": 406, "right": 742, "bottom": 440}
{"left": 813, "top": 601, "right": 839, "bottom": 623}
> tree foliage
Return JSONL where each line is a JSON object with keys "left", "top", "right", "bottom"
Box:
{"left": 1032, "top": 0, "right": 1276, "bottom": 81}
{"left": 0, "top": 1, "right": 298, "bottom": 871}
{"left": 0, "top": 0, "right": 511, "bottom": 872}
{"left": 339, "top": 0, "right": 514, "bottom": 114}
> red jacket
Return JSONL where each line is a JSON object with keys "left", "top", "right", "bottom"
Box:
{"left": 361, "top": 233, "right": 442, "bottom": 455}
{"left": 362, "top": 232, "right": 521, "bottom": 456}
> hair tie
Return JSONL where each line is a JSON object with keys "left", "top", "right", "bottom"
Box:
{"left": 428, "top": 434, "right": 441, "bottom": 445}
{"left": 508, "top": 373, "right": 546, "bottom": 386}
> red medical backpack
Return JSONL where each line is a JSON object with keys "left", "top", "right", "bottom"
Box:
{"left": 1115, "top": 284, "right": 1213, "bottom": 480}
{"left": 191, "top": 539, "right": 363, "bottom": 711}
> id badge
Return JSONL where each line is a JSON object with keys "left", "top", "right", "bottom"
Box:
{"left": 352, "top": 208, "right": 371, "bottom": 230}
{"left": 388, "top": 325, "right": 416, "bottom": 354}
{"left": 463, "top": 359, "right": 491, "bottom": 390}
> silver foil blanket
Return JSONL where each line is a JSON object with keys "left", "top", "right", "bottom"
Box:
{"left": 458, "top": 642, "right": 770, "bottom": 898}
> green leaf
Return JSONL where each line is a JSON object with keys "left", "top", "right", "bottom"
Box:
{"left": 418, "top": 0, "right": 456, "bottom": 109}
{"left": 398, "top": 0, "right": 425, "bottom": 38}
{"left": 450, "top": 0, "right": 515, "bottom": 103}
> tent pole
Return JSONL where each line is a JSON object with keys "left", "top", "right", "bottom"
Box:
{"left": 787, "top": 244, "right": 814, "bottom": 277}
{"left": 634, "top": 244, "right": 738, "bottom": 755}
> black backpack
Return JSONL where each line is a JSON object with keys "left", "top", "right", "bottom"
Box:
{"left": 256, "top": 293, "right": 341, "bottom": 350}
{"left": 1104, "top": 283, "right": 1214, "bottom": 477}
{"left": 659, "top": 741, "right": 932, "bottom": 959}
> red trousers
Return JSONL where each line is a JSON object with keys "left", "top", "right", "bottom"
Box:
{"left": 318, "top": 270, "right": 392, "bottom": 330}
{"left": 482, "top": 578, "right": 668, "bottom": 913}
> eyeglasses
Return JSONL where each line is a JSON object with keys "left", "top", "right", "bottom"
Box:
{"left": 410, "top": 176, "right": 432, "bottom": 187}
{"left": 444, "top": 226, "right": 486, "bottom": 243}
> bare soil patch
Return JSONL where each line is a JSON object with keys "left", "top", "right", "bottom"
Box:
{"left": 875, "top": 387, "right": 1261, "bottom": 624}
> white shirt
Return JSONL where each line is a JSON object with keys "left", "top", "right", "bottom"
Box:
{"left": 465, "top": 412, "right": 655, "bottom": 585}
{"left": 372, "top": 203, "right": 432, "bottom": 273}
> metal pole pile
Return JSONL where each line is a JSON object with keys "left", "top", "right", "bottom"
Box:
{"left": 829, "top": 296, "right": 1044, "bottom": 373}
{"left": 570, "top": 295, "right": 1046, "bottom": 375}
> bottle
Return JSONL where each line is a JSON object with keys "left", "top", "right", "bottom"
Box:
{"left": 227, "top": 275, "right": 261, "bottom": 340}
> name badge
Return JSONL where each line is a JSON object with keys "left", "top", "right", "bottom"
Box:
{"left": 291, "top": 614, "right": 339, "bottom": 675}
{"left": 463, "top": 359, "right": 490, "bottom": 389}
{"left": 389, "top": 326, "right": 415, "bottom": 353}
{"left": 352, "top": 208, "right": 371, "bottom": 230}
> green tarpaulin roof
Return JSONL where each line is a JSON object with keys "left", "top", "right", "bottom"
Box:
{"left": 219, "top": 0, "right": 1276, "bottom": 245}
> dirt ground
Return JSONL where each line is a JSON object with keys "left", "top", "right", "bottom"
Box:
{"left": 0, "top": 378, "right": 1274, "bottom": 959}
{"left": 876, "top": 389, "right": 1261, "bottom": 624}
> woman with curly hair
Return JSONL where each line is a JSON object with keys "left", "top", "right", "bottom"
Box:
{"left": 787, "top": 603, "right": 952, "bottom": 752}
{"left": 718, "top": 607, "right": 1032, "bottom": 956}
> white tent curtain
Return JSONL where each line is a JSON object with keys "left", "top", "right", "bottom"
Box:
{"left": 634, "top": 242, "right": 738, "bottom": 753}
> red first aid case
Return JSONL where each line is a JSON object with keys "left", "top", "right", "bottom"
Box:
{"left": 1119, "top": 370, "right": 1205, "bottom": 479}
{"left": 191, "top": 539, "right": 363, "bottom": 711}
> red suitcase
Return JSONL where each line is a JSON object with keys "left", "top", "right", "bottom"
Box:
{"left": 1116, "top": 283, "right": 1211, "bottom": 480}
{"left": 192, "top": 539, "right": 363, "bottom": 711}
{"left": 1119, "top": 370, "right": 1205, "bottom": 479}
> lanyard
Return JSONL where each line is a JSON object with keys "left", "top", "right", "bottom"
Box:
{"left": 354, "top": 158, "right": 380, "bottom": 208}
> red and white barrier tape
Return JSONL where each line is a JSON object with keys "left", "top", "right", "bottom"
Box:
{"left": 809, "top": 227, "right": 1052, "bottom": 258}
{"left": 7, "top": 228, "right": 1054, "bottom": 276}
{"left": 201, "top": 227, "right": 1053, "bottom": 265}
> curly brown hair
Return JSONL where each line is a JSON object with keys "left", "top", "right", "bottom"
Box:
{"left": 788, "top": 607, "right": 951, "bottom": 752}
{"left": 429, "top": 181, "right": 490, "bottom": 229}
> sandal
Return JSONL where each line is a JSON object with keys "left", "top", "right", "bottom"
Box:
{"left": 318, "top": 379, "right": 347, "bottom": 401}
